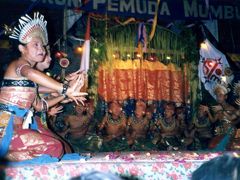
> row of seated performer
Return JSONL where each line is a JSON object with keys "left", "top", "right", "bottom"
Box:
{"left": 53, "top": 83, "right": 240, "bottom": 152}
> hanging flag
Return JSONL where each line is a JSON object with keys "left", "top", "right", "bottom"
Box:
{"left": 80, "top": 16, "right": 90, "bottom": 73}
{"left": 66, "top": 9, "right": 82, "bottom": 32}
{"left": 205, "top": 0, "right": 209, "bottom": 10}
{"left": 138, "top": 23, "right": 147, "bottom": 53}
{"left": 203, "top": 20, "right": 219, "bottom": 41}
{"left": 136, "top": 23, "right": 147, "bottom": 57}
{"left": 198, "top": 39, "right": 234, "bottom": 99}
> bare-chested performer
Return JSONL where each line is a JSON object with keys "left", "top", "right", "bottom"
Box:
{"left": 153, "top": 102, "right": 181, "bottom": 150}
{"left": 98, "top": 101, "right": 128, "bottom": 151}
{"left": 127, "top": 100, "right": 153, "bottom": 150}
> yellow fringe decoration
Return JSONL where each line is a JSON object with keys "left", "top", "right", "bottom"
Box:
{"left": 149, "top": 0, "right": 160, "bottom": 41}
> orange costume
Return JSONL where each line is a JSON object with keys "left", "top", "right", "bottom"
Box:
{"left": 0, "top": 11, "right": 86, "bottom": 161}
{"left": 0, "top": 78, "right": 64, "bottom": 161}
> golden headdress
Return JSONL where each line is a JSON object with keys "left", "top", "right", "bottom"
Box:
{"left": 9, "top": 12, "right": 48, "bottom": 45}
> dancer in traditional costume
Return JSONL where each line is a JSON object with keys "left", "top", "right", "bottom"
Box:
{"left": 209, "top": 84, "right": 237, "bottom": 150}
{"left": 0, "top": 12, "right": 86, "bottom": 161}
{"left": 223, "top": 82, "right": 240, "bottom": 150}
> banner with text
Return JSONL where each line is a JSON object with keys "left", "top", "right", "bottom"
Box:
{"left": 16, "top": 0, "right": 82, "bottom": 9}
{"left": 81, "top": 0, "right": 240, "bottom": 20}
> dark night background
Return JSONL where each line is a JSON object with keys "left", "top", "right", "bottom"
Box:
{"left": 1, "top": 0, "right": 240, "bottom": 79}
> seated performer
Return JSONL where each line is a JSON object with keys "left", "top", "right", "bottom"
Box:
{"left": 64, "top": 99, "right": 95, "bottom": 139}
{"left": 192, "top": 104, "right": 214, "bottom": 150}
{"left": 176, "top": 106, "right": 187, "bottom": 136}
{"left": 146, "top": 104, "right": 154, "bottom": 121}
{"left": 98, "top": 101, "right": 128, "bottom": 151}
{"left": 153, "top": 102, "right": 181, "bottom": 150}
{"left": 127, "top": 100, "right": 152, "bottom": 150}
{"left": 59, "top": 99, "right": 102, "bottom": 153}
{"left": 209, "top": 84, "right": 237, "bottom": 150}
{"left": 0, "top": 12, "right": 86, "bottom": 161}
{"left": 183, "top": 121, "right": 197, "bottom": 150}
{"left": 149, "top": 102, "right": 162, "bottom": 143}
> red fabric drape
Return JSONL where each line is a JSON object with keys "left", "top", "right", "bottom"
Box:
{"left": 98, "top": 60, "right": 189, "bottom": 103}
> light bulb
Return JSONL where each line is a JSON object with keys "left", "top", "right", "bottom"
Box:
{"left": 201, "top": 42, "right": 208, "bottom": 49}
{"left": 166, "top": 56, "right": 171, "bottom": 60}
{"left": 76, "top": 46, "right": 83, "bottom": 53}
{"left": 94, "top": 48, "right": 99, "bottom": 53}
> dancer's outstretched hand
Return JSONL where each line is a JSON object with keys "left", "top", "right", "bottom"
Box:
{"left": 74, "top": 96, "right": 87, "bottom": 105}
{"left": 61, "top": 97, "right": 86, "bottom": 105}
{"left": 65, "top": 70, "right": 83, "bottom": 82}
{"left": 66, "top": 90, "right": 88, "bottom": 105}
{"left": 67, "top": 72, "right": 85, "bottom": 91}
{"left": 66, "top": 73, "right": 87, "bottom": 105}
{"left": 74, "top": 73, "right": 85, "bottom": 92}
{"left": 48, "top": 105, "right": 63, "bottom": 116}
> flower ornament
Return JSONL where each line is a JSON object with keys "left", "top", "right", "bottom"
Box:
{"left": 59, "top": 58, "right": 70, "bottom": 68}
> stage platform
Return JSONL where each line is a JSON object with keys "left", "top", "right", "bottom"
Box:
{"left": 5, "top": 151, "right": 227, "bottom": 180}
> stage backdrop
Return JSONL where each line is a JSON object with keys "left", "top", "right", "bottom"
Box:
{"left": 97, "top": 60, "right": 189, "bottom": 103}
